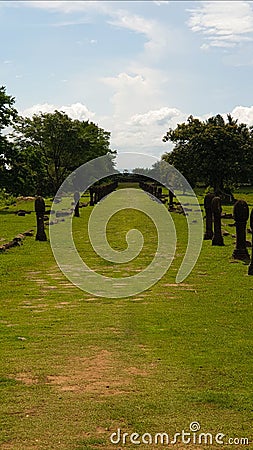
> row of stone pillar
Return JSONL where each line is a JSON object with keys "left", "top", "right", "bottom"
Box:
{"left": 139, "top": 181, "right": 163, "bottom": 200}
{"left": 89, "top": 181, "right": 118, "bottom": 206}
{"left": 34, "top": 190, "right": 253, "bottom": 277}
{"left": 204, "top": 193, "right": 253, "bottom": 275}
{"left": 139, "top": 181, "right": 175, "bottom": 208}
{"left": 35, "top": 182, "right": 119, "bottom": 240}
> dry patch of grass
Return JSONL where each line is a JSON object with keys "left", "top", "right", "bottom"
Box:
{"left": 14, "top": 373, "right": 39, "bottom": 386}
{"left": 45, "top": 349, "right": 143, "bottom": 396}
{"left": 11, "top": 349, "right": 156, "bottom": 401}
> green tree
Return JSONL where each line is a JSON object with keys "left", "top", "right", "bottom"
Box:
{"left": 0, "top": 86, "right": 17, "bottom": 130}
{"left": 132, "top": 167, "right": 153, "bottom": 176}
{"left": 9, "top": 111, "right": 114, "bottom": 194}
{"left": 162, "top": 114, "right": 250, "bottom": 193}
{"left": 4, "top": 143, "right": 48, "bottom": 196}
{"left": 244, "top": 126, "right": 253, "bottom": 185}
{"left": 0, "top": 86, "right": 17, "bottom": 188}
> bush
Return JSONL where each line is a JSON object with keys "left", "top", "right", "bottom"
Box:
{"left": 0, "top": 188, "right": 16, "bottom": 207}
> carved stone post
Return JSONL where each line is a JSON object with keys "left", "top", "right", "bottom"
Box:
{"left": 157, "top": 187, "right": 162, "bottom": 200}
{"left": 211, "top": 196, "right": 224, "bottom": 246}
{"left": 89, "top": 187, "right": 94, "bottom": 206}
{"left": 98, "top": 186, "right": 102, "bottom": 202}
{"left": 168, "top": 190, "right": 174, "bottom": 209}
{"left": 35, "top": 196, "right": 47, "bottom": 241}
{"left": 94, "top": 187, "right": 98, "bottom": 204}
{"left": 232, "top": 200, "right": 250, "bottom": 261}
{"left": 248, "top": 209, "right": 253, "bottom": 275}
{"left": 204, "top": 193, "right": 215, "bottom": 240}
{"left": 74, "top": 191, "right": 80, "bottom": 217}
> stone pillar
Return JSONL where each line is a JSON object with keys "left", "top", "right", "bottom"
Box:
{"left": 74, "top": 191, "right": 80, "bottom": 217}
{"left": 232, "top": 200, "right": 250, "bottom": 261}
{"left": 35, "top": 196, "right": 47, "bottom": 241}
{"left": 168, "top": 189, "right": 174, "bottom": 209}
{"left": 98, "top": 186, "right": 102, "bottom": 202}
{"left": 248, "top": 209, "right": 253, "bottom": 275}
{"left": 89, "top": 187, "right": 94, "bottom": 206}
{"left": 204, "top": 193, "right": 215, "bottom": 240}
{"left": 211, "top": 196, "right": 224, "bottom": 246}
{"left": 157, "top": 187, "right": 162, "bottom": 200}
{"left": 94, "top": 187, "right": 99, "bottom": 204}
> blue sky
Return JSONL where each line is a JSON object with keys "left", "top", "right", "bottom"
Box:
{"left": 1, "top": 1, "right": 253, "bottom": 159}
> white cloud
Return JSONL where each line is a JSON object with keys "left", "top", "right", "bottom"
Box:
{"left": 106, "top": 105, "right": 188, "bottom": 156}
{"left": 21, "top": 100, "right": 173, "bottom": 157}
{"left": 9, "top": 0, "right": 177, "bottom": 64}
{"left": 17, "top": 1, "right": 111, "bottom": 14}
{"left": 188, "top": 1, "right": 253, "bottom": 49}
{"left": 129, "top": 107, "right": 184, "bottom": 126}
{"left": 108, "top": 11, "right": 155, "bottom": 39}
{"left": 153, "top": 1, "right": 170, "bottom": 5}
{"left": 102, "top": 72, "right": 146, "bottom": 118}
{"left": 100, "top": 66, "right": 168, "bottom": 121}
{"left": 22, "top": 102, "right": 95, "bottom": 121}
{"left": 99, "top": 65, "right": 176, "bottom": 156}
{"left": 109, "top": 121, "right": 169, "bottom": 155}
{"left": 108, "top": 10, "right": 170, "bottom": 59}
{"left": 12, "top": 0, "right": 253, "bottom": 159}
{"left": 17, "top": 0, "right": 171, "bottom": 61}
{"left": 230, "top": 105, "right": 253, "bottom": 126}
{"left": 21, "top": 101, "right": 253, "bottom": 160}
{"left": 110, "top": 103, "right": 253, "bottom": 156}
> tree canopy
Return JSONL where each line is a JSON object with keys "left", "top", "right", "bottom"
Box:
{"left": 0, "top": 86, "right": 17, "bottom": 130}
{"left": 4, "top": 109, "right": 114, "bottom": 195}
{"left": 162, "top": 114, "right": 252, "bottom": 193}
{"left": 0, "top": 86, "right": 17, "bottom": 187}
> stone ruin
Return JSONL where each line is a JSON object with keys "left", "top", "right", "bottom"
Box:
{"left": 204, "top": 193, "right": 215, "bottom": 240}
{"left": 248, "top": 209, "right": 253, "bottom": 275}
{"left": 35, "top": 196, "right": 47, "bottom": 241}
{"left": 89, "top": 180, "right": 118, "bottom": 206}
{"left": 232, "top": 200, "right": 250, "bottom": 261}
{"left": 211, "top": 196, "right": 224, "bottom": 246}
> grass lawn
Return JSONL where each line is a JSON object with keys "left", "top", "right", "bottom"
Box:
{"left": 0, "top": 186, "right": 252, "bottom": 449}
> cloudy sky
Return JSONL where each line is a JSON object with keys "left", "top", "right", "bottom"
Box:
{"left": 1, "top": 0, "right": 253, "bottom": 159}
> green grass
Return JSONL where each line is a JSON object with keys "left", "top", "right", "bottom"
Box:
{"left": 0, "top": 186, "right": 252, "bottom": 449}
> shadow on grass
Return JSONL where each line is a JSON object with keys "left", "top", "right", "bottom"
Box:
{"left": 0, "top": 210, "right": 35, "bottom": 215}
{"left": 0, "top": 209, "right": 16, "bottom": 215}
